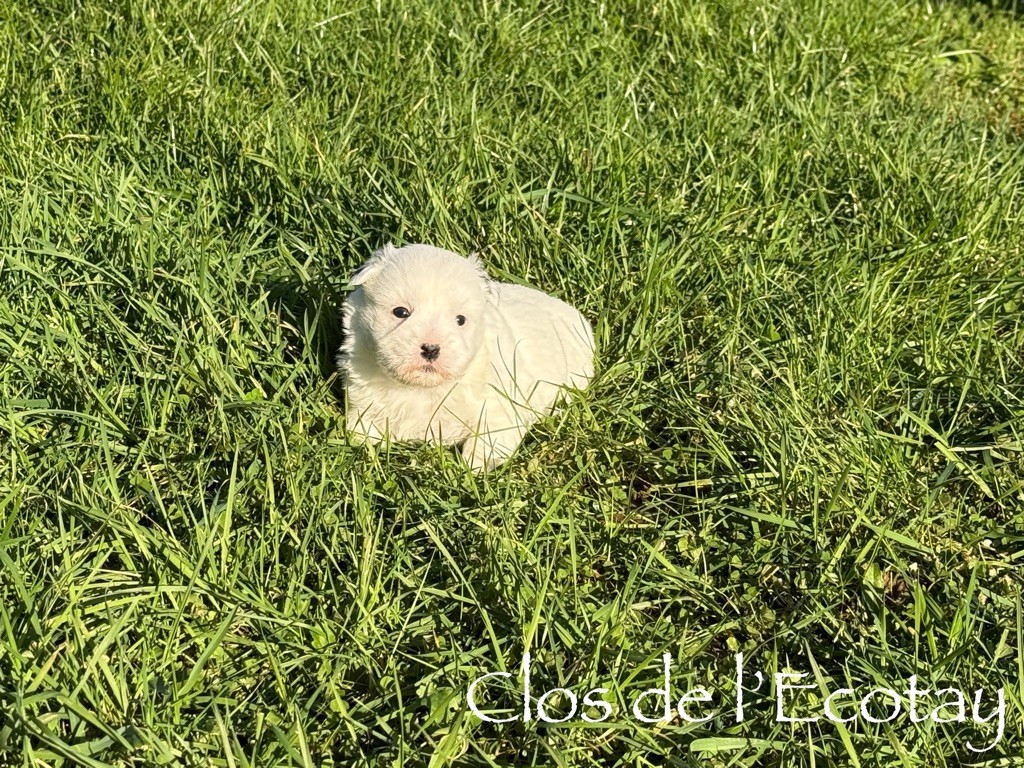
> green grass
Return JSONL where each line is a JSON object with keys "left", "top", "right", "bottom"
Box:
{"left": 1, "top": 0, "right": 1024, "bottom": 765}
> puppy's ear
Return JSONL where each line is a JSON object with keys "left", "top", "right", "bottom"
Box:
{"left": 467, "top": 251, "right": 497, "bottom": 299}
{"left": 349, "top": 243, "right": 395, "bottom": 287}
{"left": 349, "top": 260, "right": 381, "bottom": 287}
{"left": 467, "top": 250, "right": 486, "bottom": 272}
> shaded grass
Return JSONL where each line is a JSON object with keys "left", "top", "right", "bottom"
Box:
{"left": 1, "top": 0, "right": 1024, "bottom": 765}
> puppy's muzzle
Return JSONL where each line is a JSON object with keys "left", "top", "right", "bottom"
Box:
{"left": 420, "top": 343, "right": 440, "bottom": 362}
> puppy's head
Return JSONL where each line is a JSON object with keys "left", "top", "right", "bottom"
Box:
{"left": 344, "top": 244, "right": 491, "bottom": 387}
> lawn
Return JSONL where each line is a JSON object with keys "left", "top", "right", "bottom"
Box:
{"left": 1, "top": 0, "right": 1023, "bottom": 765}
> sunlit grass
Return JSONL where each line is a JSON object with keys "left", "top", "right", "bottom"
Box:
{"left": 1, "top": 0, "right": 1023, "bottom": 765}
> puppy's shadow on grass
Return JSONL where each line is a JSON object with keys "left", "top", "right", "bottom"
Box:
{"left": 262, "top": 274, "right": 349, "bottom": 401}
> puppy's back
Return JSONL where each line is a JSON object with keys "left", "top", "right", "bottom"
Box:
{"left": 490, "top": 282, "right": 594, "bottom": 392}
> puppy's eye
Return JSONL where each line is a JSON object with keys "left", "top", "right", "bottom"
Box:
{"left": 456, "top": 315, "right": 466, "bottom": 326}
{"left": 392, "top": 307, "right": 411, "bottom": 319}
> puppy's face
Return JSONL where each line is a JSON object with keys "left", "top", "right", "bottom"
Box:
{"left": 346, "top": 245, "right": 489, "bottom": 387}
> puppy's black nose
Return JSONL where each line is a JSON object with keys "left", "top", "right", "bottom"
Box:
{"left": 420, "top": 343, "right": 440, "bottom": 361}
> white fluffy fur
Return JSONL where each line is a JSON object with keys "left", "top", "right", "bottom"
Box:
{"left": 337, "top": 243, "right": 595, "bottom": 471}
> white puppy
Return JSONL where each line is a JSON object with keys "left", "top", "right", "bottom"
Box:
{"left": 338, "top": 243, "right": 594, "bottom": 471}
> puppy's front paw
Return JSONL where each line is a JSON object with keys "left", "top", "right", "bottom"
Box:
{"left": 461, "top": 429, "right": 524, "bottom": 472}
{"left": 346, "top": 411, "right": 386, "bottom": 444}
{"left": 461, "top": 439, "right": 498, "bottom": 473}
